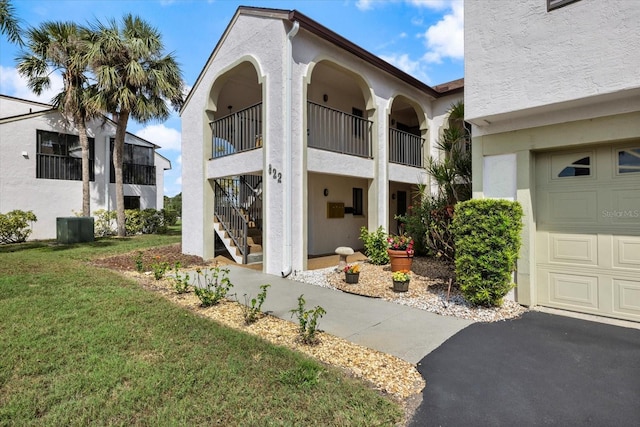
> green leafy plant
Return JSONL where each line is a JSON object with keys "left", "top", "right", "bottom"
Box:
{"left": 359, "top": 226, "right": 389, "bottom": 265}
{"left": 151, "top": 257, "right": 170, "bottom": 280}
{"left": 242, "top": 284, "right": 270, "bottom": 324}
{"left": 453, "top": 199, "right": 523, "bottom": 307}
{"left": 134, "top": 251, "right": 144, "bottom": 272}
{"left": 0, "top": 210, "right": 37, "bottom": 244}
{"left": 290, "top": 295, "right": 326, "bottom": 345}
{"left": 172, "top": 262, "right": 191, "bottom": 294}
{"left": 193, "top": 266, "right": 234, "bottom": 307}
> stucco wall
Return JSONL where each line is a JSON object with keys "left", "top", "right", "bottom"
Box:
{"left": 1, "top": 109, "right": 162, "bottom": 240}
{"left": 465, "top": 0, "right": 640, "bottom": 122}
{"left": 307, "top": 173, "right": 368, "bottom": 255}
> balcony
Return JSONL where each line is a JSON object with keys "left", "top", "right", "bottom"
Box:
{"left": 211, "top": 103, "right": 263, "bottom": 158}
{"left": 307, "top": 101, "right": 372, "bottom": 158}
{"left": 37, "top": 154, "right": 95, "bottom": 181}
{"left": 389, "top": 128, "right": 424, "bottom": 168}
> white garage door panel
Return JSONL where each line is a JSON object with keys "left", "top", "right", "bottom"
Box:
{"left": 549, "top": 234, "right": 598, "bottom": 266}
{"left": 549, "top": 272, "right": 599, "bottom": 308}
{"left": 614, "top": 237, "right": 640, "bottom": 269}
{"left": 536, "top": 144, "right": 640, "bottom": 322}
{"left": 549, "top": 191, "right": 598, "bottom": 223}
{"left": 613, "top": 279, "right": 640, "bottom": 316}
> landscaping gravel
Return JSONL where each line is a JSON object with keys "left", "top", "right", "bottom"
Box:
{"left": 290, "top": 257, "right": 526, "bottom": 323}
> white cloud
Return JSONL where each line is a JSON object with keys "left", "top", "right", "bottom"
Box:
{"left": 407, "top": 0, "right": 450, "bottom": 10}
{"left": 175, "top": 176, "right": 182, "bottom": 185}
{"left": 379, "top": 53, "right": 430, "bottom": 83}
{"left": 421, "top": 0, "right": 464, "bottom": 63}
{"left": 0, "top": 65, "right": 63, "bottom": 104}
{"left": 135, "top": 124, "right": 181, "bottom": 151}
{"left": 176, "top": 154, "right": 182, "bottom": 165}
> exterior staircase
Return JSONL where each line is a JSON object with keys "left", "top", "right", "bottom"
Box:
{"left": 213, "top": 176, "right": 262, "bottom": 264}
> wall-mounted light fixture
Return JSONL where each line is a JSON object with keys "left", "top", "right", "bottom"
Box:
{"left": 323, "top": 188, "right": 329, "bottom": 197}
{"left": 391, "top": 193, "right": 396, "bottom": 200}
{"left": 323, "top": 94, "right": 328, "bottom": 103}
{"left": 21, "top": 151, "right": 28, "bottom": 158}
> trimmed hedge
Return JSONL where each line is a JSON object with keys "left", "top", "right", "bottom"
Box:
{"left": 93, "top": 208, "right": 171, "bottom": 237}
{"left": 453, "top": 199, "right": 523, "bottom": 307}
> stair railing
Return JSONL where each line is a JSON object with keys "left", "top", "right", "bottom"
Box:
{"left": 214, "top": 179, "right": 249, "bottom": 264}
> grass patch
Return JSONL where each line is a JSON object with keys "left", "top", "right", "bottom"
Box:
{"left": 0, "top": 235, "right": 402, "bottom": 426}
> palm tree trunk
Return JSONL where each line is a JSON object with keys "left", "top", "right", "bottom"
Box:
{"left": 113, "top": 111, "right": 129, "bottom": 237}
{"left": 77, "top": 117, "right": 91, "bottom": 217}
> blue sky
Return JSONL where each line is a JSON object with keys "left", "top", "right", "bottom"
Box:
{"left": 0, "top": 0, "right": 463, "bottom": 197}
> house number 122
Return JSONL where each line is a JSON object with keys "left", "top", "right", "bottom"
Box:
{"left": 268, "top": 164, "right": 282, "bottom": 184}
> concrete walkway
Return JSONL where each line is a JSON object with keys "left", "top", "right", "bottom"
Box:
{"left": 213, "top": 265, "right": 473, "bottom": 364}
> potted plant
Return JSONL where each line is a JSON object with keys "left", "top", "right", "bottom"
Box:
{"left": 343, "top": 264, "right": 361, "bottom": 284}
{"left": 391, "top": 269, "right": 410, "bottom": 292}
{"left": 387, "top": 233, "right": 414, "bottom": 272}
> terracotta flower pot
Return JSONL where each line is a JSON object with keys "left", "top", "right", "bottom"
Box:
{"left": 393, "top": 279, "right": 409, "bottom": 292}
{"left": 387, "top": 249, "right": 413, "bottom": 272}
{"left": 345, "top": 272, "right": 360, "bottom": 284}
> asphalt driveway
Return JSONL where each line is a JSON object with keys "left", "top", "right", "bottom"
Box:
{"left": 409, "top": 311, "right": 640, "bottom": 426}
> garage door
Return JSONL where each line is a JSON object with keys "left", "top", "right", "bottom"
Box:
{"left": 536, "top": 143, "right": 640, "bottom": 322}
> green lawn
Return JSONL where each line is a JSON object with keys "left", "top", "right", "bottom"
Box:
{"left": 0, "top": 235, "right": 402, "bottom": 426}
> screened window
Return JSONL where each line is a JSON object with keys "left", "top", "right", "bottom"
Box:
{"left": 124, "top": 196, "right": 140, "bottom": 210}
{"left": 109, "top": 139, "right": 156, "bottom": 185}
{"left": 36, "top": 130, "right": 95, "bottom": 181}
{"left": 618, "top": 148, "right": 640, "bottom": 174}
{"left": 558, "top": 156, "right": 591, "bottom": 177}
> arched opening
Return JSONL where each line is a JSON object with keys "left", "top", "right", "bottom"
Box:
{"left": 208, "top": 61, "right": 263, "bottom": 158}
{"left": 389, "top": 95, "right": 427, "bottom": 168}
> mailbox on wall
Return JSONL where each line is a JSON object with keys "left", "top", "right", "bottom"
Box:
{"left": 326, "top": 202, "right": 345, "bottom": 218}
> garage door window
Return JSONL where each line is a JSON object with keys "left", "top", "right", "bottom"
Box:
{"left": 618, "top": 148, "right": 640, "bottom": 174}
{"left": 558, "top": 156, "right": 591, "bottom": 177}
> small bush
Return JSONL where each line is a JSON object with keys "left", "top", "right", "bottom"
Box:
{"left": 193, "top": 266, "right": 233, "bottom": 307}
{"left": 151, "top": 257, "right": 170, "bottom": 280}
{"left": 0, "top": 210, "right": 37, "bottom": 244}
{"left": 161, "top": 209, "right": 178, "bottom": 226}
{"left": 359, "top": 226, "right": 389, "bottom": 265}
{"left": 172, "top": 262, "right": 191, "bottom": 294}
{"left": 94, "top": 210, "right": 117, "bottom": 237}
{"left": 242, "top": 284, "right": 270, "bottom": 324}
{"left": 453, "top": 199, "right": 523, "bottom": 307}
{"left": 290, "top": 295, "right": 326, "bottom": 345}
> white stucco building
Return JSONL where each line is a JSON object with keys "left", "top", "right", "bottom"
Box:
{"left": 0, "top": 94, "right": 171, "bottom": 240}
{"left": 181, "top": 7, "right": 463, "bottom": 275}
{"left": 466, "top": 0, "right": 640, "bottom": 321}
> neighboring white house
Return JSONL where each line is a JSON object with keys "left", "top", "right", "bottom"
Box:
{"left": 0, "top": 94, "right": 171, "bottom": 240}
{"left": 465, "top": 0, "right": 640, "bottom": 322}
{"left": 181, "top": 7, "right": 463, "bottom": 275}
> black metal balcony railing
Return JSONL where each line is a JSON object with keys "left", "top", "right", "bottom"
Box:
{"left": 307, "top": 101, "right": 372, "bottom": 158}
{"left": 37, "top": 154, "right": 95, "bottom": 181}
{"left": 110, "top": 163, "right": 156, "bottom": 185}
{"left": 389, "top": 128, "right": 424, "bottom": 168}
{"left": 211, "top": 103, "right": 263, "bottom": 158}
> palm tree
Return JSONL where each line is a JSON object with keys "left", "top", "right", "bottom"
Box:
{"left": 86, "top": 14, "right": 184, "bottom": 237}
{"left": 0, "top": 0, "right": 23, "bottom": 45}
{"left": 17, "top": 21, "right": 96, "bottom": 216}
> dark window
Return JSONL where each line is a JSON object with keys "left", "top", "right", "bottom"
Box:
{"left": 547, "top": 0, "right": 581, "bottom": 11}
{"left": 618, "top": 148, "right": 640, "bottom": 174}
{"left": 109, "top": 139, "right": 156, "bottom": 185}
{"left": 558, "top": 156, "right": 591, "bottom": 177}
{"left": 352, "top": 187, "right": 363, "bottom": 216}
{"left": 124, "top": 196, "right": 140, "bottom": 210}
{"left": 36, "top": 130, "right": 95, "bottom": 181}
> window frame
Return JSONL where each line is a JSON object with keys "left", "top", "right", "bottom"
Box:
{"left": 547, "top": 0, "right": 581, "bottom": 12}
{"left": 109, "top": 139, "right": 156, "bottom": 186}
